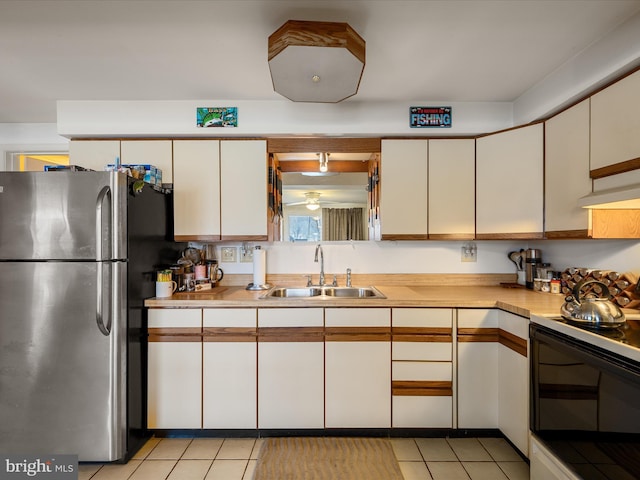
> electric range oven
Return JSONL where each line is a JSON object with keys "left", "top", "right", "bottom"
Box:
{"left": 530, "top": 316, "right": 640, "bottom": 480}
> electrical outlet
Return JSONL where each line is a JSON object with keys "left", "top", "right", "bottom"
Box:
{"left": 221, "top": 246, "right": 237, "bottom": 263}
{"left": 240, "top": 246, "right": 254, "bottom": 263}
{"left": 461, "top": 242, "right": 477, "bottom": 262}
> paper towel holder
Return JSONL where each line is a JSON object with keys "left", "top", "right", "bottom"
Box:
{"left": 246, "top": 246, "right": 272, "bottom": 291}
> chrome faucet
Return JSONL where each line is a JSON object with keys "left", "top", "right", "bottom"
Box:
{"left": 314, "top": 244, "right": 325, "bottom": 286}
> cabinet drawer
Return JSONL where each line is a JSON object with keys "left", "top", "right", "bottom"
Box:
{"left": 203, "top": 308, "right": 256, "bottom": 327}
{"left": 149, "top": 308, "right": 202, "bottom": 328}
{"left": 392, "top": 361, "right": 451, "bottom": 381}
{"left": 392, "top": 396, "right": 452, "bottom": 428}
{"left": 457, "top": 308, "right": 498, "bottom": 328}
{"left": 325, "top": 308, "right": 390, "bottom": 327}
{"left": 258, "top": 308, "right": 323, "bottom": 327}
{"left": 392, "top": 308, "right": 452, "bottom": 327}
{"left": 393, "top": 341, "right": 452, "bottom": 361}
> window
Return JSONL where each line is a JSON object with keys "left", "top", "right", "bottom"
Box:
{"left": 288, "top": 215, "right": 321, "bottom": 242}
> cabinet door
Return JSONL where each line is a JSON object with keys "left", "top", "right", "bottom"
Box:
{"left": 476, "top": 124, "right": 544, "bottom": 238}
{"left": 457, "top": 309, "right": 498, "bottom": 428}
{"left": 325, "top": 308, "right": 391, "bottom": 428}
{"left": 257, "top": 308, "right": 324, "bottom": 429}
{"left": 428, "top": 139, "right": 475, "bottom": 239}
{"left": 498, "top": 310, "right": 529, "bottom": 457}
{"left": 69, "top": 140, "right": 120, "bottom": 171}
{"left": 173, "top": 140, "right": 220, "bottom": 240}
{"left": 380, "top": 140, "right": 428, "bottom": 239}
{"left": 147, "top": 309, "right": 202, "bottom": 429}
{"left": 545, "top": 100, "right": 591, "bottom": 237}
{"left": 121, "top": 140, "right": 173, "bottom": 183}
{"left": 391, "top": 308, "right": 453, "bottom": 427}
{"left": 220, "top": 140, "right": 268, "bottom": 239}
{"left": 202, "top": 308, "right": 257, "bottom": 429}
{"left": 591, "top": 69, "right": 640, "bottom": 171}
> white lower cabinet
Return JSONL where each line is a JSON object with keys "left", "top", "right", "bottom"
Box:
{"left": 257, "top": 308, "right": 324, "bottom": 429}
{"left": 530, "top": 434, "right": 580, "bottom": 480}
{"left": 325, "top": 308, "right": 391, "bottom": 428}
{"left": 392, "top": 308, "right": 454, "bottom": 428}
{"left": 202, "top": 308, "right": 257, "bottom": 429}
{"left": 457, "top": 309, "right": 499, "bottom": 428}
{"left": 498, "top": 310, "right": 530, "bottom": 456}
{"left": 147, "top": 309, "right": 202, "bottom": 429}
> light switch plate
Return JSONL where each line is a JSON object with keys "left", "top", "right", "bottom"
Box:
{"left": 461, "top": 242, "right": 477, "bottom": 262}
{"left": 221, "top": 246, "right": 237, "bottom": 263}
{"left": 240, "top": 247, "right": 254, "bottom": 263}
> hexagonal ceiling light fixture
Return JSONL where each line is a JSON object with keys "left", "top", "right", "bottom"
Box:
{"left": 268, "top": 20, "right": 366, "bottom": 103}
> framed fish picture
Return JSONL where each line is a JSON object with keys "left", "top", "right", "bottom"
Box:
{"left": 197, "top": 107, "right": 238, "bottom": 127}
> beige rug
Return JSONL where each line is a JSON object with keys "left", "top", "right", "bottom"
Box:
{"left": 253, "top": 437, "right": 404, "bottom": 480}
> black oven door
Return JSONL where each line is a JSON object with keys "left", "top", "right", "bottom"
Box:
{"left": 530, "top": 324, "right": 640, "bottom": 480}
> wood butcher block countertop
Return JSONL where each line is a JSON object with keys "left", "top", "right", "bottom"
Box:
{"left": 145, "top": 284, "right": 569, "bottom": 319}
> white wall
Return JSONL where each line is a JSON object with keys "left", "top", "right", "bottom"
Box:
{"left": 514, "top": 11, "right": 640, "bottom": 124}
{"left": 57, "top": 100, "right": 512, "bottom": 138}
{"left": 213, "top": 240, "right": 640, "bottom": 278}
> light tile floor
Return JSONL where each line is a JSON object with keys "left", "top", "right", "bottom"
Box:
{"left": 79, "top": 436, "right": 529, "bottom": 480}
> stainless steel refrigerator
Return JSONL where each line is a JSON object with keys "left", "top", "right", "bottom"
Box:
{"left": 0, "top": 171, "right": 183, "bottom": 462}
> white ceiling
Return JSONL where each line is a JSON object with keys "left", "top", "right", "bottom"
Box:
{"left": 1, "top": 0, "right": 640, "bottom": 124}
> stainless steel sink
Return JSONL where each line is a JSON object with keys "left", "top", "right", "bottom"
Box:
{"left": 261, "top": 286, "right": 385, "bottom": 299}
{"left": 263, "top": 287, "right": 323, "bottom": 298}
{"left": 322, "top": 286, "right": 386, "bottom": 298}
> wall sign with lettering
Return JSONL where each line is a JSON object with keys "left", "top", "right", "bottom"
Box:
{"left": 410, "top": 106, "right": 452, "bottom": 128}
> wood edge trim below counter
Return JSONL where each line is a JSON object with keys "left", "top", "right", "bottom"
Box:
{"left": 457, "top": 327, "right": 528, "bottom": 357}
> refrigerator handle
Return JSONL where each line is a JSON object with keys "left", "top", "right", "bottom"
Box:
{"left": 96, "top": 186, "right": 112, "bottom": 336}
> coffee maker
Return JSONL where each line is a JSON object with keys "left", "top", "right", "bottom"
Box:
{"left": 525, "top": 248, "right": 542, "bottom": 289}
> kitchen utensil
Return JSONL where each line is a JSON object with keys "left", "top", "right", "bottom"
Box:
{"left": 518, "top": 249, "right": 525, "bottom": 270}
{"left": 561, "top": 279, "right": 626, "bottom": 328}
{"left": 182, "top": 247, "right": 201, "bottom": 265}
{"left": 508, "top": 251, "right": 522, "bottom": 271}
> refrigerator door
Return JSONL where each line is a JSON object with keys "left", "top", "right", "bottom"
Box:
{"left": 0, "top": 171, "right": 128, "bottom": 261}
{"left": 0, "top": 260, "right": 127, "bottom": 461}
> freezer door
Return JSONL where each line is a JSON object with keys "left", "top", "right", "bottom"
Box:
{"left": 0, "top": 261, "right": 127, "bottom": 461}
{"left": 0, "top": 171, "right": 127, "bottom": 261}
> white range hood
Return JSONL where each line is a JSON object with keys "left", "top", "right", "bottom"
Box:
{"left": 578, "top": 184, "right": 640, "bottom": 209}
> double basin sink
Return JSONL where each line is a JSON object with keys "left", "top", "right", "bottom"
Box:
{"left": 261, "top": 286, "right": 386, "bottom": 299}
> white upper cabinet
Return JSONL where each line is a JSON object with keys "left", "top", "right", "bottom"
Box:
{"left": 68, "top": 140, "right": 120, "bottom": 171}
{"left": 428, "top": 139, "right": 475, "bottom": 239}
{"left": 476, "top": 123, "right": 544, "bottom": 238}
{"left": 545, "top": 99, "right": 592, "bottom": 238}
{"left": 173, "top": 140, "right": 221, "bottom": 240}
{"left": 591, "top": 69, "right": 640, "bottom": 172}
{"left": 121, "top": 140, "right": 173, "bottom": 183}
{"left": 380, "top": 140, "right": 428, "bottom": 239}
{"left": 220, "top": 140, "right": 268, "bottom": 239}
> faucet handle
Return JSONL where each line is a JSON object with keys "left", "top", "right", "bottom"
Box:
{"left": 305, "top": 274, "right": 312, "bottom": 287}
{"left": 346, "top": 268, "right": 352, "bottom": 287}
{"left": 332, "top": 274, "right": 338, "bottom": 287}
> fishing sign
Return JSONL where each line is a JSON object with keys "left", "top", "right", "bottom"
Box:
{"left": 409, "top": 106, "right": 452, "bottom": 128}
{"left": 197, "top": 107, "right": 238, "bottom": 128}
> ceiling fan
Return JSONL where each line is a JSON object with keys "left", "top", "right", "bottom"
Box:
{"left": 285, "top": 191, "right": 344, "bottom": 211}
